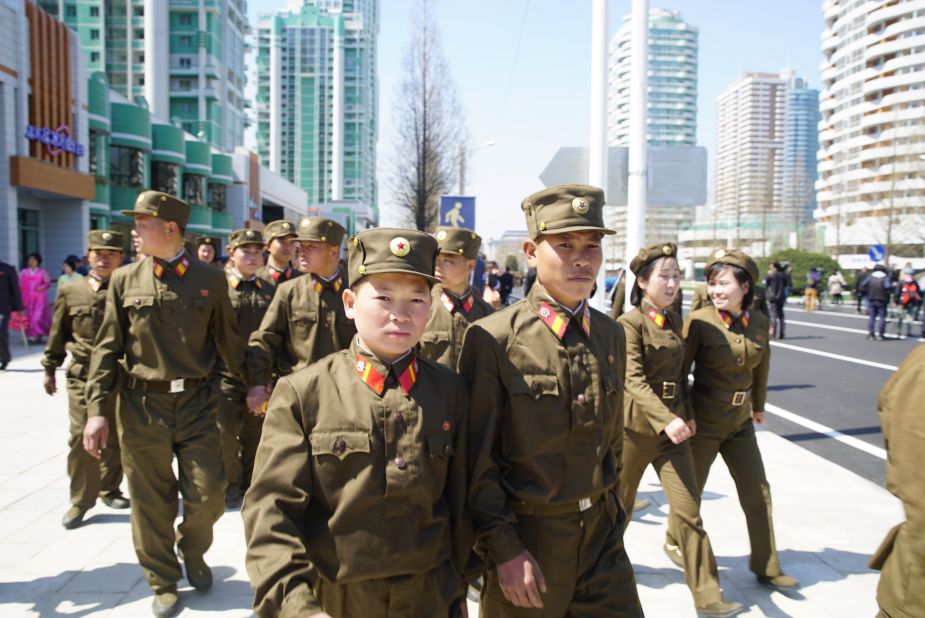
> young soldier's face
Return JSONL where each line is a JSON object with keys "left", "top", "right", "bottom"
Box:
{"left": 197, "top": 243, "right": 216, "bottom": 263}
{"left": 232, "top": 245, "right": 263, "bottom": 278}
{"left": 297, "top": 241, "right": 339, "bottom": 276}
{"left": 708, "top": 265, "right": 748, "bottom": 312}
{"left": 639, "top": 257, "right": 680, "bottom": 310}
{"left": 435, "top": 253, "right": 473, "bottom": 290}
{"left": 343, "top": 273, "right": 432, "bottom": 362}
{"left": 267, "top": 236, "right": 296, "bottom": 263}
{"left": 526, "top": 231, "right": 603, "bottom": 308}
{"left": 88, "top": 249, "right": 124, "bottom": 279}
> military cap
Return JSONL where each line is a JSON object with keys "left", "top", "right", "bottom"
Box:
{"left": 435, "top": 226, "right": 481, "bottom": 259}
{"left": 228, "top": 228, "right": 265, "bottom": 250}
{"left": 705, "top": 247, "right": 760, "bottom": 282}
{"left": 296, "top": 216, "right": 347, "bottom": 246}
{"left": 347, "top": 228, "right": 439, "bottom": 287}
{"left": 629, "top": 242, "right": 678, "bottom": 275}
{"left": 195, "top": 235, "right": 217, "bottom": 249}
{"left": 87, "top": 229, "right": 125, "bottom": 252}
{"left": 120, "top": 190, "right": 190, "bottom": 228}
{"left": 521, "top": 183, "right": 615, "bottom": 239}
{"left": 263, "top": 219, "right": 298, "bottom": 242}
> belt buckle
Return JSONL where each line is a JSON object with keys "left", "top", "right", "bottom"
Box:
{"left": 578, "top": 497, "right": 592, "bottom": 512}
{"left": 732, "top": 391, "right": 747, "bottom": 406}
{"left": 662, "top": 382, "right": 676, "bottom": 400}
{"left": 169, "top": 379, "right": 185, "bottom": 394}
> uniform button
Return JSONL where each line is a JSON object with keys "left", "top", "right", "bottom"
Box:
{"left": 134, "top": 299, "right": 141, "bottom": 305}
{"left": 736, "top": 338, "right": 742, "bottom": 344}
{"left": 736, "top": 357, "right": 745, "bottom": 366}
{"left": 394, "top": 456, "right": 407, "bottom": 470}
{"left": 333, "top": 439, "right": 347, "bottom": 454}
{"left": 577, "top": 394, "right": 587, "bottom": 404}
{"left": 392, "top": 412, "right": 404, "bottom": 424}
{"left": 532, "top": 382, "right": 542, "bottom": 394}
{"left": 444, "top": 444, "right": 452, "bottom": 455}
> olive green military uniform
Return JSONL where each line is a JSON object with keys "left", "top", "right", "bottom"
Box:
{"left": 247, "top": 217, "right": 354, "bottom": 386}
{"left": 42, "top": 230, "right": 125, "bottom": 511}
{"left": 86, "top": 192, "right": 246, "bottom": 595}
{"left": 215, "top": 229, "right": 276, "bottom": 495}
{"left": 419, "top": 227, "right": 494, "bottom": 369}
{"left": 870, "top": 343, "right": 925, "bottom": 618}
{"left": 617, "top": 242, "right": 727, "bottom": 609}
{"left": 256, "top": 219, "right": 301, "bottom": 285}
{"left": 244, "top": 228, "right": 471, "bottom": 618}
{"left": 460, "top": 185, "right": 642, "bottom": 617}
{"left": 675, "top": 249, "right": 784, "bottom": 580}
{"left": 690, "top": 281, "right": 769, "bottom": 318}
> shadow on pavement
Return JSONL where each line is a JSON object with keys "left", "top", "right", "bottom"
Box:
{"left": 0, "top": 563, "right": 135, "bottom": 616}
{"left": 81, "top": 512, "right": 130, "bottom": 526}
{"left": 767, "top": 384, "right": 815, "bottom": 392}
{"left": 783, "top": 425, "right": 882, "bottom": 442}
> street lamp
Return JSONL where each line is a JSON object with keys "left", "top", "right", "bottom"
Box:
{"left": 457, "top": 140, "right": 497, "bottom": 195}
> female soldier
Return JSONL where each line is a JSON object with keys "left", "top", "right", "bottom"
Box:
{"left": 676, "top": 248, "right": 799, "bottom": 592}
{"left": 619, "top": 243, "right": 743, "bottom": 618}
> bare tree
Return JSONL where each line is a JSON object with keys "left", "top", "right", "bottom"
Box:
{"left": 390, "top": 0, "right": 467, "bottom": 232}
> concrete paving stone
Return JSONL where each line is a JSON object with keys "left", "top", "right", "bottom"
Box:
{"left": 59, "top": 562, "right": 144, "bottom": 594}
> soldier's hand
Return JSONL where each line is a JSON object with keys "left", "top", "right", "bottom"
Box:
{"left": 83, "top": 416, "right": 109, "bottom": 459}
{"left": 686, "top": 418, "right": 697, "bottom": 437}
{"left": 496, "top": 550, "right": 546, "bottom": 608}
{"left": 752, "top": 411, "right": 765, "bottom": 424}
{"left": 664, "top": 417, "right": 692, "bottom": 444}
{"left": 246, "top": 385, "right": 271, "bottom": 415}
{"left": 307, "top": 613, "right": 333, "bottom": 618}
{"left": 43, "top": 374, "right": 56, "bottom": 396}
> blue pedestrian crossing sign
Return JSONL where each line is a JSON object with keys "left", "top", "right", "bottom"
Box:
{"left": 868, "top": 244, "right": 886, "bottom": 262}
{"left": 439, "top": 196, "right": 475, "bottom": 229}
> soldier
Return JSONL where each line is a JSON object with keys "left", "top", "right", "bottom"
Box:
{"left": 246, "top": 217, "right": 355, "bottom": 414}
{"left": 0, "top": 258, "right": 23, "bottom": 370}
{"left": 870, "top": 343, "right": 925, "bottom": 618}
{"left": 690, "top": 271, "right": 769, "bottom": 318}
{"left": 215, "top": 229, "right": 276, "bottom": 509}
{"left": 419, "top": 226, "right": 494, "bottom": 369}
{"left": 243, "top": 228, "right": 471, "bottom": 617}
{"left": 42, "top": 230, "right": 130, "bottom": 529}
{"left": 84, "top": 191, "right": 245, "bottom": 618}
{"left": 195, "top": 236, "right": 218, "bottom": 264}
{"left": 256, "top": 219, "right": 301, "bottom": 284}
{"left": 459, "top": 184, "right": 643, "bottom": 616}
{"left": 617, "top": 242, "right": 743, "bottom": 617}
{"left": 676, "top": 248, "right": 799, "bottom": 593}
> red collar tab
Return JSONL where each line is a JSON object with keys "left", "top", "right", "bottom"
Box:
{"left": 270, "top": 266, "right": 293, "bottom": 282}
{"left": 153, "top": 256, "right": 190, "bottom": 280}
{"left": 355, "top": 354, "right": 418, "bottom": 396}
{"left": 441, "top": 290, "right": 474, "bottom": 314}
{"left": 87, "top": 276, "right": 104, "bottom": 292}
{"left": 719, "top": 310, "right": 749, "bottom": 330}
{"left": 538, "top": 301, "right": 568, "bottom": 340}
{"left": 645, "top": 307, "right": 666, "bottom": 328}
{"left": 312, "top": 274, "right": 342, "bottom": 295}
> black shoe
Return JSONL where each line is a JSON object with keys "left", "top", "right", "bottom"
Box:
{"left": 866, "top": 334, "right": 875, "bottom": 340}
{"left": 225, "top": 486, "right": 244, "bottom": 510}
{"left": 151, "top": 591, "right": 180, "bottom": 617}
{"left": 62, "top": 506, "right": 88, "bottom": 529}
{"left": 184, "top": 555, "right": 213, "bottom": 591}
{"left": 0, "top": 361, "right": 7, "bottom": 370}
{"left": 101, "top": 494, "right": 131, "bottom": 509}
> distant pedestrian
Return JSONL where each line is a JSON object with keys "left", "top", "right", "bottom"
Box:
{"left": 57, "top": 255, "right": 84, "bottom": 291}
{"left": 499, "top": 266, "right": 514, "bottom": 304}
{"left": 195, "top": 236, "right": 218, "bottom": 264}
{"left": 19, "top": 252, "right": 52, "bottom": 343}
{"left": 827, "top": 270, "right": 847, "bottom": 305}
{"left": 766, "top": 261, "right": 788, "bottom": 339}
{"left": 523, "top": 265, "right": 537, "bottom": 296}
{"left": 854, "top": 267, "right": 869, "bottom": 313}
{"left": 861, "top": 264, "right": 892, "bottom": 340}
{"left": 804, "top": 266, "right": 821, "bottom": 312}
{"left": 896, "top": 268, "right": 921, "bottom": 338}
{"left": 0, "top": 259, "right": 23, "bottom": 370}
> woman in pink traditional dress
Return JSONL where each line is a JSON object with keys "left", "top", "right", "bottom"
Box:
{"left": 19, "top": 253, "right": 52, "bottom": 343}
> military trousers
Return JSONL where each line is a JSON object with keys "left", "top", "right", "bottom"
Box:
{"left": 118, "top": 382, "right": 226, "bottom": 594}
{"left": 66, "top": 374, "right": 123, "bottom": 508}
{"left": 216, "top": 395, "right": 264, "bottom": 491}
{"left": 308, "top": 558, "right": 463, "bottom": 618}
{"left": 620, "top": 429, "right": 722, "bottom": 607}
{"left": 480, "top": 490, "right": 644, "bottom": 617}
{"left": 674, "top": 417, "right": 782, "bottom": 578}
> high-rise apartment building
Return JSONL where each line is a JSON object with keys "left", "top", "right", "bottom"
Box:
{"left": 256, "top": 0, "right": 378, "bottom": 218}
{"left": 39, "top": 0, "right": 248, "bottom": 152}
{"left": 714, "top": 70, "right": 817, "bottom": 231}
{"left": 817, "top": 0, "right": 925, "bottom": 259}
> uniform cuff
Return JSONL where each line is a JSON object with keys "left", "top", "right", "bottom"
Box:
{"left": 43, "top": 366, "right": 56, "bottom": 377}
{"left": 488, "top": 523, "right": 526, "bottom": 565}
{"left": 279, "top": 585, "right": 322, "bottom": 618}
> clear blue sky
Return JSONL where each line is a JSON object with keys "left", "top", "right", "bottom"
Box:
{"left": 249, "top": 1, "right": 824, "bottom": 239}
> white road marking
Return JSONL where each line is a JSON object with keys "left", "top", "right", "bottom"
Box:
{"left": 764, "top": 403, "right": 886, "bottom": 460}
{"left": 769, "top": 341, "right": 899, "bottom": 371}
{"left": 785, "top": 319, "right": 925, "bottom": 341}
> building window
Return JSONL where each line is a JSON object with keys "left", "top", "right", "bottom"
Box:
{"left": 133, "top": 6, "right": 143, "bottom": 17}
{"left": 179, "top": 14, "right": 193, "bottom": 26}
{"left": 179, "top": 57, "right": 192, "bottom": 69}
{"left": 90, "top": 6, "right": 99, "bottom": 17}
{"left": 184, "top": 173, "right": 206, "bottom": 206}
{"left": 135, "top": 29, "right": 144, "bottom": 39}
{"left": 208, "top": 183, "right": 226, "bottom": 212}
{"left": 88, "top": 131, "right": 100, "bottom": 176}
{"left": 66, "top": 6, "right": 76, "bottom": 17}
{"left": 90, "top": 29, "right": 99, "bottom": 40}
{"left": 152, "top": 161, "right": 181, "bottom": 196}
{"left": 18, "top": 209, "right": 40, "bottom": 269}
{"left": 180, "top": 35, "right": 193, "bottom": 47}
{"left": 110, "top": 145, "right": 145, "bottom": 188}
{"left": 90, "top": 52, "right": 99, "bottom": 63}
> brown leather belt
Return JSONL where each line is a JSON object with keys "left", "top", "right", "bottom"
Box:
{"left": 125, "top": 376, "right": 207, "bottom": 393}
{"left": 694, "top": 383, "right": 751, "bottom": 406}
{"left": 512, "top": 491, "right": 604, "bottom": 517}
{"left": 648, "top": 380, "right": 678, "bottom": 400}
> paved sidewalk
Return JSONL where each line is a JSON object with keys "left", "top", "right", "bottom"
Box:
{"left": 0, "top": 341, "right": 902, "bottom": 617}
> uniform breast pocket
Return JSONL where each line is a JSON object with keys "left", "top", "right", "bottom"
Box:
{"left": 123, "top": 295, "right": 155, "bottom": 322}
{"left": 516, "top": 374, "right": 560, "bottom": 400}
{"left": 68, "top": 305, "right": 94, "bottom": 333}
{"left": 422, "top": 434, "right": 454, "bottom": 487}
{"left": 291, "top": 310, "right": 317, "bottom": 338}
{"left": 309, "top": 430, "right": 371, "bottom": 495}
{"left": 418, "top": 330, "right": 450, "bottom": 362}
